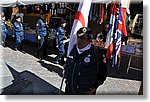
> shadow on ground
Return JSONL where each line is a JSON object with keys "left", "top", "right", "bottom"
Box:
{"left": 1, "top": 62, "right": 64, "bottom": 95}
{"left": 107, "top": 53, "right": 143, "bottom": 81}
{"left": 37, "top": 60, "right": 63, "bottom": 78}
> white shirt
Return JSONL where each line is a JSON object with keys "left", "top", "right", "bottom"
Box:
{"left": 77, "top": 43, "right": 92, "bottom": 54}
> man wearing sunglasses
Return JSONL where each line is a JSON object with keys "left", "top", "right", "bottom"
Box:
{"left": 64, "top": 27, "right": 107, "bottom": 95}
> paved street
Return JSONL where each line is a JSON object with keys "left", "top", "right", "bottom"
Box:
{"left": 0, "top": 37, "right": 142, "bottom": 95}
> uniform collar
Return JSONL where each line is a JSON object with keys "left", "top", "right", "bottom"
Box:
{"left": 77, "top": 43, "right": 91, "bottom": 54}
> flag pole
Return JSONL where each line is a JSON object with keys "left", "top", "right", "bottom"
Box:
{"left": 59, "top": 70, "right": 65, "bottom": 95}
{"left": 60, "top": 0, "right": 92, "bottom": 94}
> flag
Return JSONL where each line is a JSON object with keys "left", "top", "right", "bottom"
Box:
{"left": 89, "top": 3, "right": 93, "bottom": 21}
{"left": 67, "top": 0, "right": 92, "bottom": 56}
{"left": 112, "top": 1, "right": 123, "bottom": 67}
{"left": 122, "top": 7, "right": 127, "bottom": 36}
{"left": 105, "top": 3, "right": 116, "bottom": 59}
{"left": 121, "top": 0, "right": 128, "bottom": 36}
{"left": 99, "top": 3, "right": 105, "bottom": 24}
{"left": 105, "top": 0, "right": 128, "bottom": 67}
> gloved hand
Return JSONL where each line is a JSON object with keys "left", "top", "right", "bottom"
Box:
{"left": 56, "top": 45, "right": 59, "bottom": 48}
{"left": 38, "top": 36, "right": 41, "bottom": 40}
{"left": 64, "top": 36, "right": 67, "bottom": 40}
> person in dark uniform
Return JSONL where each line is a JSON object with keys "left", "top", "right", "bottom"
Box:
{"left": 1, "top": 15, "right": 8, "bottom": 47}
{"left": 14, "top": 16, "right": 24, "bottom": 51}
{"left": 36, "top": 16, "right": 48, "bottom": 59}
{"left": 64, "top": 27, "right": 107, "bottom": 95}
{"left": 54, "top": 20, "right": 67, "bottom": 65}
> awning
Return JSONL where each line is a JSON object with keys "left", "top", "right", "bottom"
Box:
{"left": 0, "top": 0, "right": 110, "bottom": 7}
{"left": 0, "top": 0, "right": 142, "bottom": 7}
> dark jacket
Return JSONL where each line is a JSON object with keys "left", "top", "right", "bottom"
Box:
{"left": 64, "top": 44, "right": 107, "bottom": 95}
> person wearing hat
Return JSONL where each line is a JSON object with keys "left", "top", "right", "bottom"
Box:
{"left": 14, "top": 16, "right": 24, "bottom": 51}
{"left": 36, "top": 16, "right": 49, "bottom": 59}
{"left": 54, "top": 19, "right": 67, "bottom": 65}
{"left": 64, "top": 27, "right": 107, "bottom": 95}
{"left": 1, "top": 15, "right": 8, "bottom": 47}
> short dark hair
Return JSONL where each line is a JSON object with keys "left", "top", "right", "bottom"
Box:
{"left": 16, "top": 16, "right": 21, "bottom": 19}
{"left": 61, "top": 19, "right": 66, "bottom": 24}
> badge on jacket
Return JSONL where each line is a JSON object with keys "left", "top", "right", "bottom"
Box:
{"left": 84, "top": 57, "right": 90, "bottom": 63}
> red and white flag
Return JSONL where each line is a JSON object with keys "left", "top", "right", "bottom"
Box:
{"left": 121, "top": 7, "right": 127, "bottom": 36}
{"left": 99, "top": 3, "right": 105, "bottom": 24}
{"left": 112, "top": 0, "right": 128, "bottom": 66}
{"left": 120, "top": 0, "right": 128, "bottom": 36}
{"left": 67, "top": 0, "right": 92, "bottom": 56}
{"left": 112, "top": 2, "right": 123, "bottom": 66}
{"left": 105, "top": 3, "right": 116, "bottom": 59}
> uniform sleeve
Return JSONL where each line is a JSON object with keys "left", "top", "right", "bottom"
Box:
{"left": 36, "top": 20, "right": 40, "bottom": 36}
{"left": 21, "top": 23, "right": 24, "bottom": 32}
{"left": 13, "top": 23, "right": 20, "bottom": 32}
{"left": 92, "top": 48, "right": 107, "bottom": 88}
{"left": 55, "top": 28, "right": 60, "bottom": 45}
{"left": 1, "top": 22, "right": 8, "bottom": 33}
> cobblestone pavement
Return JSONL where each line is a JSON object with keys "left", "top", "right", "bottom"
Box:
{"left": 0, "top": 38, "right": 142, "bottom": 95}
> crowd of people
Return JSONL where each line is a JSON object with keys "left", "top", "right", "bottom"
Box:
{"left": 0, "top": 4, "right": 131, "bottom": 94}
{"left": 0, "top": 12, "right": 109, "bottom": 95}
{"left": 0, "top": 1, "right": 143, "bottom": 95}
{"left": 0, "top": 7, "right": 131, "bottom": 94}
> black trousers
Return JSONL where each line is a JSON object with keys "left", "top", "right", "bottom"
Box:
{"left": 37, "top": 44, "right": 48, "bottom": 58}
{"left": 5, "top": 34, "right": 8, "bottom": 46}
{"left": 37, "top": 35, "right": 48, "bottom": 58}
{"left": 15, "top": 40, "right": 24, "bottom": 51}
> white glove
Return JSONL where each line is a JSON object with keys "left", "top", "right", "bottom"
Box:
{"left": 38, "top": 36, "right": 41, "bottom": 40}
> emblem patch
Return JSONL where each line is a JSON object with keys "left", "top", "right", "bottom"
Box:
{"left": 84, "top": 57, "right": 90, "bottom": 63}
